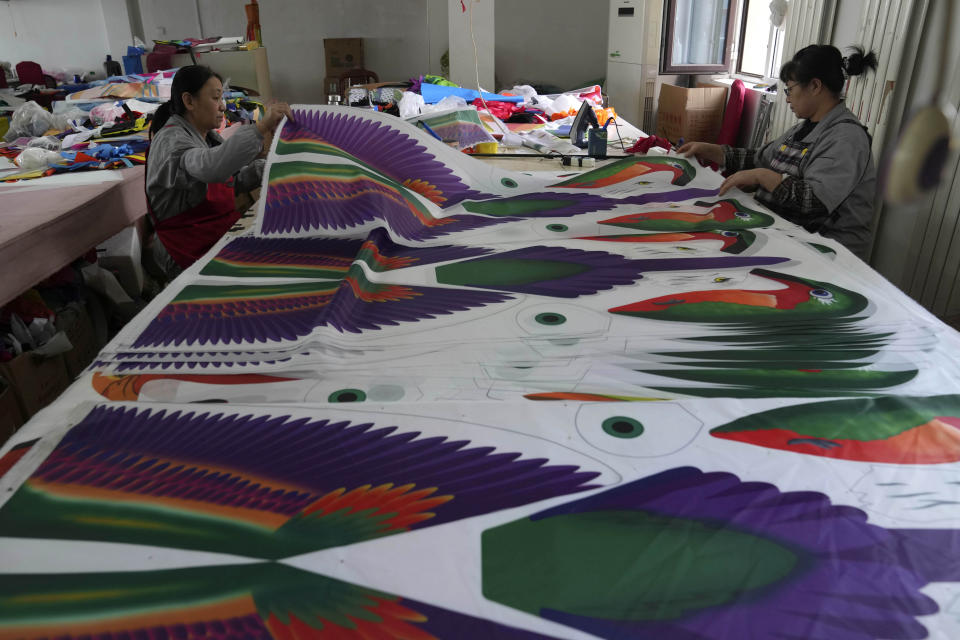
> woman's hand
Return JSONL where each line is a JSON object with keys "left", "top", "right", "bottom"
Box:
{"left": 718, "top": 168, "right": 784, "bottom": 195}
{"left": 256, "top": 101, "right": 294, "bottom": 137}
{"left": 677, "top": 141, "right": 724, "bottom": 166}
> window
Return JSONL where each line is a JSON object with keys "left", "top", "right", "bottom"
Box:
{"left": 661, "top": 0, "right": 739, "bottom": 74}
{"left": 735, "top": 0, "right": 785, "bottom": 79}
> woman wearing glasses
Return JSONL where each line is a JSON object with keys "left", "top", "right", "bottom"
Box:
{"left": 679, "top": 45, "right": 878, "bottom": 260}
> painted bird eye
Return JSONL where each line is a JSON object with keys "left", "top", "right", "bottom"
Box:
{"left": 810, "top": 288, "right": 834, "bottom": 300}
{"left": 535, "top": 312, "right": 567, "bottom": 326}
{"left": 722, "top": 230, "right": 738, "bottom": 237}
{"left": 735, "top": 211, "right": 751, "bottom": 219}
{"left": 546, "top": 223, "right": 568, "bottom": 232}
{"left": 713, "top": 276, "right": 731, "bottom": 283}
{"left": 328, "top": 388, "right": 367, "bottom": 403}
{"left": 602, "top": 416, "right": 644, "bottom": 438}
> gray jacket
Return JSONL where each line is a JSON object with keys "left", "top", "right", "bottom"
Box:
{"left": 753, "top": 104, "right": 877, "bottom": 260}
{"left": 146, "top": 114, "right": 265, "bottom": 223}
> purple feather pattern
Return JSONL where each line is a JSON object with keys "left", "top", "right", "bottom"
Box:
{"left": 40, "top": 404, "right": 602, "bottom": 528}
{"left": 361, "top": 227, "right": 494, "bottom": 271}
{"left": 284, "top": 109, "right": 495, "bottom": 206}
{"left": 263, "top": 170, "right": 516, "bottom": 240}
{"left": 529, "top": 466, "right": 943, "bottom": 640}
{"left": 131, "top": 276, "right": 514, "bottom": 347}
{"left": 321, "top": 267, "right": 515, "bottom": 334}
{"left": 207, "top": 236, "right": 363, "bottom": 269}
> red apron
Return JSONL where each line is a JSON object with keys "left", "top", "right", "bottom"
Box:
{"left": 146, "top": 128, "right": 244, "bottom": 269}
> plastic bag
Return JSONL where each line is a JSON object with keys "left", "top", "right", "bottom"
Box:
{"left": 14, "top": 147, "right": 62, "bottom": 169}
{"left": 544, "top": 93, "right": 582, "bottom": 118}
{"left": 26, "top": 135, "right": 61, "bottom": 151}
{"left": 4, "top": 101, "right": 56, "bottom": 140}
{"left": 510, "top": 85, "right": 538, "bottom": 102}
{"left": 399, "top": 91, "right": 425, "bottom": 118}
{"left": 89, "top": 103, "right": 126, "bottom": 126}
{"left": 520, "top": 129, "right": 581, "bottom": 155}
{"left": 51, "top": 107, "right": 90, "bottom": 130}
{"left": 420, "top": 94, "right": 469, "bottom": 115}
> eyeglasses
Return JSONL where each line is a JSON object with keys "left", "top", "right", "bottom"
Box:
{"left": 783, "top": 82, "right": 803, "bottom": 97}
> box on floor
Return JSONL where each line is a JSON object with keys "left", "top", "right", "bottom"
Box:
{"left": 655, "top": 83, "right": 727, "bottom": 145}
{"left": 0, "top": 352, "right": 70, "bottom": 421}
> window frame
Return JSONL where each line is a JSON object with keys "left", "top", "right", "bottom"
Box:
{"left": 732, "top": 0, "right": 784, "bottom": 81}
{"left": 661, "top": 0, "right": 741, "bottom": 74}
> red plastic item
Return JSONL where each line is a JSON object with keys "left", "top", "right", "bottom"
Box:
{"left": 625, "top": 134, "right": 673, "bottom": 154}
{"left": 471, "top": 99, "right": 523, "bottom": 120}
{"left": 717, "top": 79, "right": 746, "bottom": 146}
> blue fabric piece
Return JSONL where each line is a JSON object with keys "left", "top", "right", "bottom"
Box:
{"left": 420, "top": 82, "right": 523, "bottom": 105}
{"left": 58, "top": 83, "right": 92, "bottom": 93}
{"left": 122, "top": 55, "right": 144, "bottom": 75}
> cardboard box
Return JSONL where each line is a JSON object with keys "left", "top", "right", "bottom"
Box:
{"left": 655, "top": 83, "right": 728, "bottom": 145}
{"left": 0, "top": 352, "right": 70, "bottom": 419}
{"left": 324, "top": 38, "right": 364, "bottom": 78}
{"left": 0, "top": 377, "right": 25, "bottom": 444}
{"left": 60, "top": 304, "right": 100, "bottom": 379}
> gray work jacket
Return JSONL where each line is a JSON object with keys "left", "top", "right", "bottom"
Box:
{"left": 753, "top": 103, "right": 877, "bottom": 260}
{"left": 146, "top": 114, "right": 265, "bottom": 224}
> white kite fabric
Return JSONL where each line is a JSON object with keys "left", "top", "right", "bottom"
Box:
{"left": 2, "top": 106, "right": 960, "bottom": 640}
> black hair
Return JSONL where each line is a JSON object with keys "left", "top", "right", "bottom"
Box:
{"left": 779, "top": 45, "right": 878, "bottom": 96}
{"left": 149, "top": 65, "right": 223, "bottom": 137}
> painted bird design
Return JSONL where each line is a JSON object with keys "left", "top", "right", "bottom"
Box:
{"left": 0, "top": 405, "right": 601, "bottom": 559}
{"left": 599, "top": 198, "right": 774, "bottom": 232}
{"left": 550, "top": 156, "right": 696, "bottom": 188}
{"left": 434, "top": 246, "right": 788, "bottom": 297}
{"left": 711, "top": 394, "right": 960, "bottom": 463}
{"left": 576, "top": 229, "right": 757, "bottom": 254}
{"left": 133, "top": 268, "right": 513, "bottom": 347}
{"left": 609, "top": 268, "right": 868, "bottom": 322}
{"left": 483, "top": 466, "right": 960, "bottom": 639}
{"left": 0, "top": 562, "right": 559, "bottom": 640}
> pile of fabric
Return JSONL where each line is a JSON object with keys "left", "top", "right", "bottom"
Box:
{"left": 0, "top": 68, "right": 264, "bottom": 183}
{"left": 389, "top": 75, "right": 637, "bottom": 155}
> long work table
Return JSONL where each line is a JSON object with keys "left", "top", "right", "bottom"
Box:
{"left": 0, "top": 166, "right": 148, "bottom": 307}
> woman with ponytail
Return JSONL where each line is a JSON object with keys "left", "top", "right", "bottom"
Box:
{"left": 145, "top": 65, "right": 292, "bottom": 276}
{"left": 679, "top": 45, "right": 879, "bottom": 260}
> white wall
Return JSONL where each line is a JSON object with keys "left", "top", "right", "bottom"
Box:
{"left": 495, "top": 0, "right": 608, "bottom": 92}
{"left": 449, "top": 0, "right": 493, "bottom": 90}
{"left": 235, "top": 0, "right": 448, "bottom": 104}
{"left": 0, "top": 0, "right": 112, "bottom": 80}
{"left": 138, "top": 0, "right": 201, "bottom": 43}
{"left": 100, "top": 0, "right": 134, "bottom": 65}
{"left": 196, "top": 0, "right": 249, "bottom": 39}
{"left": 1, "top": 0, "right": 607, "bottom": 100}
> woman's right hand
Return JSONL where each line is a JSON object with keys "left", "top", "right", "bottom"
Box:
{"left": 677, "top": 141, "right": 724, "bottom": 166}
{"left": 256, "top": 102, "right": 294, "bottom": 137}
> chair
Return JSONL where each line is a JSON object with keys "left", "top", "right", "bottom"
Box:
{"left": 15, "top": 61, "right": 56, "bottom": 88}
{"left": 338, "top": 68, "right": 379, "bottom": 98}
{"left": 145, "top": 52, "right": 173, "bottom": 73}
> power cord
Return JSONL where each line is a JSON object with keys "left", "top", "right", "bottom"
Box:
{"left": 468, "top": 0, "right": 491, "bottom": 114}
